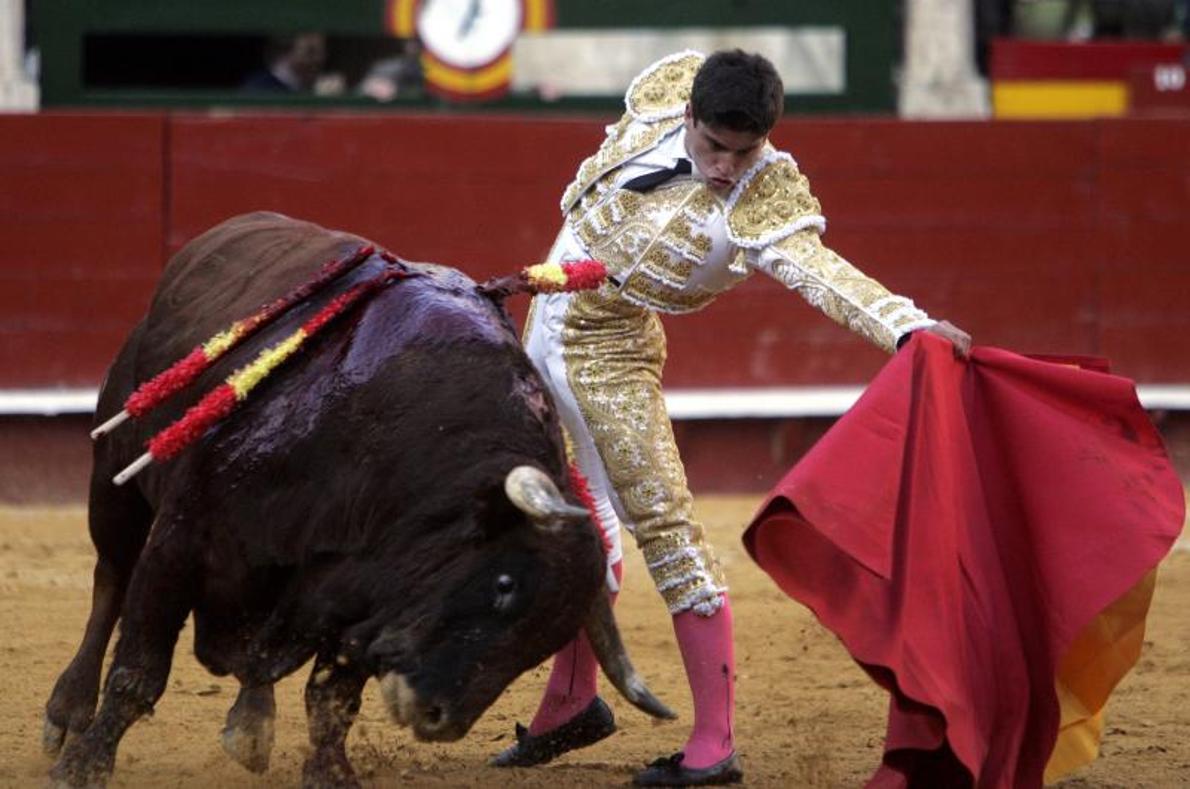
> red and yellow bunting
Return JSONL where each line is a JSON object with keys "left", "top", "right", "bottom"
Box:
{"left": 989, "top": 39, "right": 1185, "bottom": 119}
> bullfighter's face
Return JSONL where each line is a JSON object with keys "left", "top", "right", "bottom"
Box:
{"left": 683, "top": 105, "right": 767, "bottom": 194}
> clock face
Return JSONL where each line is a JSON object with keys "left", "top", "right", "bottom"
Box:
{"left": 417, "top": 0, "right": 524, "bottom": 70}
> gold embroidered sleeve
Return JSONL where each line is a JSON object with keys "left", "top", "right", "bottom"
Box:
{"left": 757, "top": 230, "right": 935, "bottom": 353}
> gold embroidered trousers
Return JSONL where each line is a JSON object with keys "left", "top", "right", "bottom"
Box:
{"left": 524, "top": 287, "right": 727, "bottom": 616}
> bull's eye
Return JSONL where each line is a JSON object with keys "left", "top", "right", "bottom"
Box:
{"left": 494, "top": 574, "right": 517, "bottom": 612}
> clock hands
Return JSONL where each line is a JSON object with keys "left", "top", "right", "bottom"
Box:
{"left": 458, "top": 0, "right": 481, "bottom": 39}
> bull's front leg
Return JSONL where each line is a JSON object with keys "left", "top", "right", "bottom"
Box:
{"left": 302, "top": 654, "right": 368, "bottom": 789}
{"left": 49, "top": 526, "right": 193, "bottom": 788}
{"left": 44, "top": 482, "right": 152, "bottom": 755}
{"left": 221, "top": 683, "right": 276, "bottom": 773}
{"left": 43, "top": 556, "right": 131, "bottom": 756}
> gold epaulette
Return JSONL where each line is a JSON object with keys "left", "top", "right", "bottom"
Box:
{"left": 725, "top": 151, "right": 827, "bottom": 249}
{"left": 624, "top": 50, "right": 705, "bottom": 122}
{"left": 561, "top": 52, "right": 705, "bottom": 215}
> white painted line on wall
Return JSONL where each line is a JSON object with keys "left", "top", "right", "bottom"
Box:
{"left": 5, "top": 385, "right": 1190, "bottom": 418}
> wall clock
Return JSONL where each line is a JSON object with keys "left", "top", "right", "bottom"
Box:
{"left": 388, "top": 0, "right": 555, "bottom": 101}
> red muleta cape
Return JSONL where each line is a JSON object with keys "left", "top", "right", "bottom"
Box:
{"left": 743, "top": 333, "right": 1185, "bottom": 787}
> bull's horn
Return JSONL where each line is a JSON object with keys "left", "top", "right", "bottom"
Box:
{"left": 504, "top": 466, "right": 589, "bottom": 526}
{"left": 584, "top": 589, "right": 677, "bottom": 720}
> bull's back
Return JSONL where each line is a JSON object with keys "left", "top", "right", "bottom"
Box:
{"left": 135, "top": 212, "right": 369, "bottom": 380}
{"left": 98, "top": 212, "right": 527, "bottom": 498}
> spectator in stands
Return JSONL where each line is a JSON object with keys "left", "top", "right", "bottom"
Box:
{"left": 1061, "top": 0, "right": 1178, "bottom": 38}
{"left": 357, "top": 38, "right": 424, "bottom": 101}
{"left": 241, "top": 33, "right": 326, "bottom": 92}
{"left": 489, "top": 49, "right": 970, "bottom": 786}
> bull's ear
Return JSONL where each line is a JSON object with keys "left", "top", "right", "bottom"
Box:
{"left": 470, "top": 480, "right": 524, "bottom": 541}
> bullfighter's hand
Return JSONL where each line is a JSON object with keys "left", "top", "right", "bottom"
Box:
{"left": 924, "top": 320, "right": 972, "bottom": 359}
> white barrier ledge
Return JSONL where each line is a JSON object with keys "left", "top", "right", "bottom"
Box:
{"left": 0, "top": 389, "right": 99, "bottom": 416}
{"left": 665, "top": 387, "right": 865, "bottom": 419}
{"left": 1135, "top": 386, "right": 1190, "bottom": 412}
{"left": 666, "top": 385, "right": 1190, "bottom": 419}
{"left": 5, "top": 385, "right": 1190, "bottom": 419}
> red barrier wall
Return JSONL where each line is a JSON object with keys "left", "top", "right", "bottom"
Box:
{"left": 2, "top": 113, "right": 1187, "bottom": 389}
{"left": 0, "top": 114, "right": 166, "bottom": 387}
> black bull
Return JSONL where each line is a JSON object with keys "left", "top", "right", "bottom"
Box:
{"left": 44, "top": 212, "right": 672, "bottom": 787}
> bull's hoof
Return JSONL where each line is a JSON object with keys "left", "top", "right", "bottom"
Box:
{"left": 301, "top": 751, "right": 360, "bottom": 789}
{"left": 47, "top": 777, "right": 105, "bottom": 789}
{"left": 220, "top": 716, "right": 275, "bottom": 773}
{"left": 48, "top": 752, "right": 112, "bottom": 789}
{"left": 42, "top": 717, "right": 67, "bottom": 757}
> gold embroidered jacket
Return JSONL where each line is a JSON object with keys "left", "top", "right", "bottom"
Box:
{"left": 556, "top": 50, "right": 934, "bottom": 353}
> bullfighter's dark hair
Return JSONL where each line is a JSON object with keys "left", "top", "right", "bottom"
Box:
{"left": 690, "top": 50, "right": 784, "bottom": 135}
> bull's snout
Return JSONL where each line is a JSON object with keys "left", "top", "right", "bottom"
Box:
{"left": 377, "top": 672, "right": 466, "bottom": 741}
{"left": 378, "top": 672, "right": 416, "bottom": 727}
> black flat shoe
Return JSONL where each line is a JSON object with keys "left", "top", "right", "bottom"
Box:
{"left": 633, "top": 751, "right": 743, "bottom": 786}
{"left": 489, "top": 696, "right": 616, "bottom": 767}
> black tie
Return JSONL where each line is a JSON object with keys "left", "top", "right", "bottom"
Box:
{"left": 621, "top": 158, "right": 692, "bottom": 193}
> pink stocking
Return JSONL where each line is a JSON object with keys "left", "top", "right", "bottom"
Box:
{"left": 528, "top": 560, "right": 623, "bottom": 735}
{"left": 673, "top": 594, "right": 736, "bottom": 768}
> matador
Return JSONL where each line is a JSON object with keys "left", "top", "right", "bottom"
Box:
{"left": 494, "top": 49, "right": 970, "bottom": 786}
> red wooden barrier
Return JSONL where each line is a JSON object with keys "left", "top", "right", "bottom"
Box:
{"left": 1097, "top": 119, "right": 1190, "bottom": 381}
{"left": 0, "top": 113, "right": 1187, "bottom": 389}
{"left": 0, "top": 114, "right": 165, "bottom": 387}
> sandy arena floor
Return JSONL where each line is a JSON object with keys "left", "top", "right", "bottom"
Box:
{"left": 1, "top": 499, "right": 1187, "bottom": 787}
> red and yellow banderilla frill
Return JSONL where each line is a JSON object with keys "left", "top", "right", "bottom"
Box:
{"left": 522, "top": 260, "right": 606, "bottom": 292}
{"left": 109, "top": 256, "right": 608, "bottom": 486}
{"left": 113, "top": 270, "right": 405, "bottom": 485}
{"left": 91, "top": 244, "right": 375, "bottom": 440}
